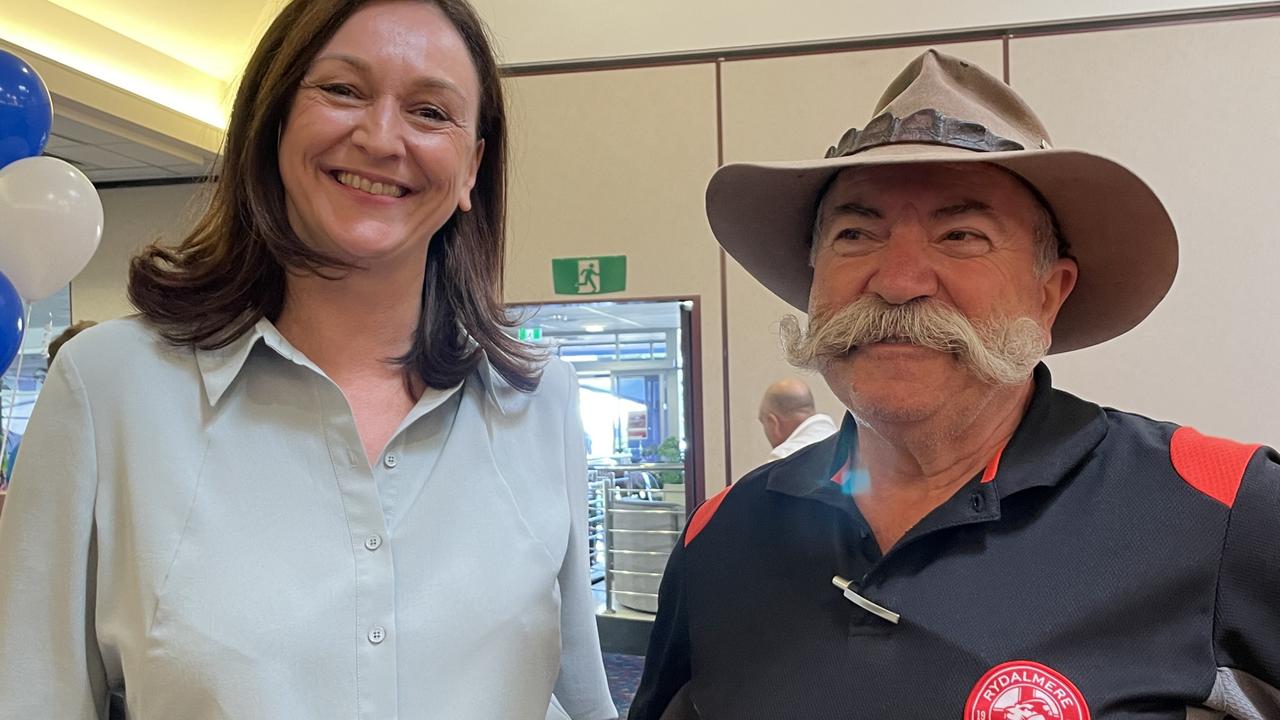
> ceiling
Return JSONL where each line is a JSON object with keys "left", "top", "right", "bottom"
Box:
{"left": 47, "top": 114, "right": 214, "bottom": 183}
{"left": 2, "top": 0, "right": 1273, "bottom": 185}
{"left": 42, "top": 0, "right": 279, "bottom": 82}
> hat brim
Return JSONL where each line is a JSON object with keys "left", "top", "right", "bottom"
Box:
{"left": 706, "top": 144, "right": 1178, "bottom": 354}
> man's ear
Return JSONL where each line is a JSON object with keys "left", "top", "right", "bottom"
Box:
{"left": 1039, "top": 256, "right": 1079, "bottom": 330}
{"left": 765, "top": 413, "right": 782, "bottom": 443}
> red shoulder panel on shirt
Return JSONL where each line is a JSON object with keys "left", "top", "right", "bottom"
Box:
{"left": 1169, "top": 426, "right": 1260, "bottom": 508}
{"left": 684, "top": 482, "right": 736, "bottom": 547}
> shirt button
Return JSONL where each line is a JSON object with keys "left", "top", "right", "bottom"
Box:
{"left": 364, "top": 535, "right": 383, "bottom": 551}
{"left": 971, "top": 493, "right": 986, "bottom": 512}
{"left": 383, "top": 453, "right": 398, "bottom": 469}
{"left": 368, "top": 626, "right": 386, "bottom": 645}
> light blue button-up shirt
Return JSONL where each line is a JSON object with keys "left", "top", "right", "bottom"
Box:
{"left": 0, "top": 317, "right": 617, "bottom": 720}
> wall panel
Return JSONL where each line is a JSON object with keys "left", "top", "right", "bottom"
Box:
{"left": 1012, "top": 18, "right": 1280, "bottom": 444}
{"left": 503, "top": 65, "right": 727, "bottom": 491}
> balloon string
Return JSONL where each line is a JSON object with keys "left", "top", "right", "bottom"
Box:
{"left": 0, "top": 304, "right": 33, "bottom": 490}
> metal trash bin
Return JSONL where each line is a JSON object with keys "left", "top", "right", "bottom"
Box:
{"left": 608, "top": 495, "right": 685, "bottom": 613}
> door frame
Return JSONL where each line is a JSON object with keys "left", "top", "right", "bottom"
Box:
{"left": 508, "top": 295, "right": 706, "bottom": 510}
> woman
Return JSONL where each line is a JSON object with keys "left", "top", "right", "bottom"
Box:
{"left": 0, "top": 1, "right": 617, "bottom": 718}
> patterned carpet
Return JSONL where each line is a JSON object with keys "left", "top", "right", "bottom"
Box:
{"left": 603, "top": 653, "right": 646, "bottom": 717}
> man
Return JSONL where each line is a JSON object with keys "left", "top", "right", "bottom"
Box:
{"left": 630, "top": 50, "right": 1279, "bottom": 719}
{"left": 757, "top": 377, "right": 836, "bottom": 463}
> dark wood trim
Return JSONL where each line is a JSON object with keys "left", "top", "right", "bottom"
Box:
{"left": 93, "top": 176, "right": 213, "bottom": 191}
{"left": 501, "top": 2, "right": 1280, "bottom": 76}
{"left": 715, "top": 60, "right": 733, "bottom": 490}
{"left": 1002, "top": 3, "right": 1280, "bottom": 38}
{"left": 1002, "top": 34, "right": 1011, "bottom": 84}
{"left": 685, "top": 298, "right": 707, "bottom": 509}
{"left": 714, "top": 59, "right": 726, "bottom": 166}
{"left": 509, "top": 294, "right": 702, "bottom": 308}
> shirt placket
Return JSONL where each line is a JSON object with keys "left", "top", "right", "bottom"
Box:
{"left": 316, "top": 380, "right": 399, "bottom": 720}
{"left": 373, "top": 439, "right": 404, "bottom": 530}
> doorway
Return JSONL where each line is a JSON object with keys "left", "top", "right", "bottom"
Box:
{"left": 509, "top": 298, "right": 701, "bottom": 621}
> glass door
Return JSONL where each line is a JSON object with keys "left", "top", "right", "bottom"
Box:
{"left": 508, "top": 299, "right": 697, "bottom": 619}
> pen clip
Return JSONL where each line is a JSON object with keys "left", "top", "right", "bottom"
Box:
{"left": 832, "top": 575, "right": 901, "bottom": 624}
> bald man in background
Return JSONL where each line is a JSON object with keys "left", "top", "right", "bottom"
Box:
{"left": 757, "top": 378, "right": 837, "bottom": 464}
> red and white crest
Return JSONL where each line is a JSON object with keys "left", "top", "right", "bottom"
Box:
{"left": 964, "top": 661, "right": 1090, "bottom": 720}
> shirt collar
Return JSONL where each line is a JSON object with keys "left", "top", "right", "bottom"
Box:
{"left": 471, "top": 342, "right": 530, "bottom": 417}
{"left": 764, "top": 363, "right": 1108, "bottom": 506}
{"left": 787, "top": 413, "right": 834, "bottom": 440}
{"left": 194, "top": 318, "right": 273, "bottom": 406}
{"left": 762, "top": 414, "right": 856, "bottom": 514}
{"left": 194, "top": 317, "right": 523, "bottom": 415}
{"left": 984, "top": 363, "right": 1108, "bottom": 499}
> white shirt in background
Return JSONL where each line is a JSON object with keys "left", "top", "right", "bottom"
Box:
{"left": 766, "top": 413, "right": 839, "bottom": 463}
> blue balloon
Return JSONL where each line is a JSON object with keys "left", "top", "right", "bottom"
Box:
{"left": 0, "top": 50, "right": 53, "bottom": 170}
{"left": 0, "top": 272, "right": 24, "bottom": 376}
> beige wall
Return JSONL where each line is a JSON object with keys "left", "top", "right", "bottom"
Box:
{"left": 474, "top": 0, "right": 1272, "bottom": 65}
{"left": 1011, "top": 18, "right": 1280, "bottom": 445}
{"left": 70, "top": 13, "right": 1280, "bottom": 495}
{"left": 71, "top": 182, "right": 207, "bottom": 321}
{"left": 502, "top": 65, "right": 728, "bottom": 492}
{"left": 717, "top": 41, "right": 1004, "bottom": 481}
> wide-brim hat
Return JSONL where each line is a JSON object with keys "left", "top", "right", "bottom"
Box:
{"left": 706, "top": 49, "right": 1178, "bottom": 354}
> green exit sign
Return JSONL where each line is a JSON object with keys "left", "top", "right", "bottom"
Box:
{"left": 517, "top": 327, "right": 543, "bottom": 341}
{"left": 552, "top": 255, "right": 626, "bottom": 295}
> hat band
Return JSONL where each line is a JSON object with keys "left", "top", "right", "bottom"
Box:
{"left": 825, "top": 108, "right": 1024, "bottom": 158}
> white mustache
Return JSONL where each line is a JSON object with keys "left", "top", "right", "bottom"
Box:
{"left": 779, "top": 296, "right": 1047, "bottom": 386}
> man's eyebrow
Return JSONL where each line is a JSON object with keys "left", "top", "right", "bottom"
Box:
{"left": 826, "top": 202, "right": 882, "bottom": 220}
{"left": 931, "top": 200, "right": 996, "bottom": 220}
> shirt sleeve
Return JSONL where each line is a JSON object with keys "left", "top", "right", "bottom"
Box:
{"left": 627, "top": 527, "right": 694, "bottom": 720}
{"left": 552, "top": 363, "right": 619, "bottom": 720}
{"left": 1211, "top": 447, "right": 1280, "bottom": 712}
{"left": 0, "top": 351, "right": 109, "bottom": 718}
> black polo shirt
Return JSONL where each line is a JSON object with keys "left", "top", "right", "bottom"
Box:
{"left": 629, "top": 365, "right": 1280, "bottom": 719}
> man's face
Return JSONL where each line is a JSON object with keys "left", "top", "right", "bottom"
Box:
{"left": 808, "top": 162, "right": 1076, "bottom": 427}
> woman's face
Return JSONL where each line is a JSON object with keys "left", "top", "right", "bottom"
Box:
{"left": 278, "top": 0, "right": 484, "bottom": 270}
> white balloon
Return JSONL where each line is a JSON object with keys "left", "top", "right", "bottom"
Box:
{"left": 0, "top": 156, "right": 104, "bottom": 300}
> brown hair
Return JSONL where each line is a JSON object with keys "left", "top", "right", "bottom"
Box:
{"left": 47, "top": 320, "right": 98, "bottom": 365}
{"left": 128, "top": 0, "right": 541, "bottom": 391}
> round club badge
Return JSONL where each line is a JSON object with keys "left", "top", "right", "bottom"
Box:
{"left": 964, "top": 661, "right": 1090, "bottom": 720}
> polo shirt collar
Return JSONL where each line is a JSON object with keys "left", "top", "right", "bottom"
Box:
{"left": 762, "top": 413, "right": 859, "bottom": 515}
{"left": 765, "top": 363, "right": 1108, "bottom": 508}
{"left": 986, "top": 363, "right": 1109, "bottom": 499}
